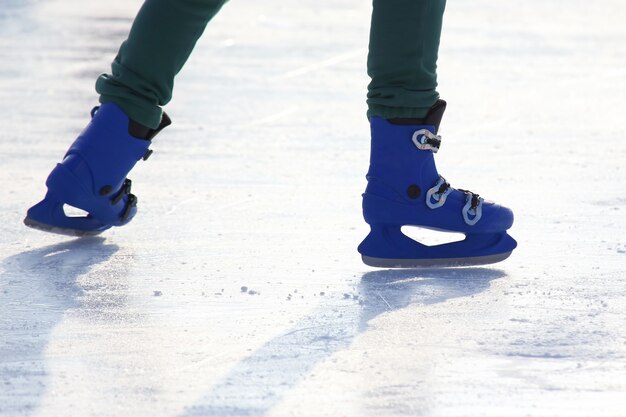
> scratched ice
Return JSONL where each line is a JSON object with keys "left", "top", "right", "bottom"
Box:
{"left": 1, "top": 1, "right": 625, "bottom": 416}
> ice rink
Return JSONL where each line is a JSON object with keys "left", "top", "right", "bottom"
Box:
{"left": 1, "top": 0, "right": 626, "bottom": 416}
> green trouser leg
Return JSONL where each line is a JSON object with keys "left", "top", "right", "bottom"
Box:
{"left": 96, "top": 0, "right": 228, "bottom": 129}
{"left": 367, "top": 0, "right": 446, "bottom": 120}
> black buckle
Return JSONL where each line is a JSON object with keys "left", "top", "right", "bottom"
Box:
{"left": 459, "top": 189, "right": 481, "bottom": 210}
{"left": 120, "top": 194, "right": 137, "bottom": 222}
{"left": 111, "top": 179, "right": 132, "bottom": 205}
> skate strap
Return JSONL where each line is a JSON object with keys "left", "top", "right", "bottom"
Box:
{"left": 412, "top": 129, "right": 441, "bottom": 153}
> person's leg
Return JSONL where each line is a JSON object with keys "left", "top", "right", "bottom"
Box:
{"left": 97, "top": 0, "right": 229, "bottom": 129}
{"left": 25, "top": 0, "right": 228, "bottom": 235}
{"left": 367, "top": 0, "right": 446, "bottom": 120}
{"left": 359, "top": 0, "right": 517, "bottom": 267}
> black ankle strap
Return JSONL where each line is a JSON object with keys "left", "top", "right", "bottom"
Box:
{"left": 129, "top": 112, "right": 172, "bottom": 140}
{"left": 388, "top": 99, "right": 447, "bottom": 132}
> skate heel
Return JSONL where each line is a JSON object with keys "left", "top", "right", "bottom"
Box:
{"left": 358, "top": 224, "right": 425, "bottom": 262}
{"left": 24, "top": 191, "right": 109, "bottom": 237}
{"left": 362, "top": 193, "right": 417, "bottom": 225}
{"left": 44, "top": 161, "right": 93, "bottom": 208}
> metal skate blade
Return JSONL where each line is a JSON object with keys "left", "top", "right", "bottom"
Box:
{"left": 23, "top": 217, "right": 105, "bottom": 237}
{"left": 362, "top": 251, "right": 513, "bottom": 268}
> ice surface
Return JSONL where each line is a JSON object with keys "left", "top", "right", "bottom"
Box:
{"left": 1, "top": 0, "right": 626, "bottom": 416}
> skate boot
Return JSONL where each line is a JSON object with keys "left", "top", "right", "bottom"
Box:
{"left": 358, "top": 100, "right": 517, "bottom": 267}
{"left": 24, "top": 102, "right": 171, "bottom": 236}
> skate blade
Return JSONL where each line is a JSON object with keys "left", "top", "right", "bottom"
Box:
{"left": 23, "top": 216, "right": 106, "bottom": 237}
{"left": 361, "top": 251, "right": 513, "bottom": 268}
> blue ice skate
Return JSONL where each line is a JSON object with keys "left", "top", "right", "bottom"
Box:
{"left": 358, "top": 100, "right": 517, "bottom": 267}
{"left": 24, "top": 102, "right": 170, "bottom": 236}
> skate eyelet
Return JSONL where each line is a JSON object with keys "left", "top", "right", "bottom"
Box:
{"left": 142, "top": 149, "right": 153, "bottom": 161}
{"left": 426, "top": 176, "right": 452, "bottom": 209}
{"left": 406, "top": 185, "right": 421, "bottom": 199}
{"left": 461, "top": 191, "right": 483, "bottom": 226}
{"left": 412, "top": 129, "right": 441, "bottom": 153}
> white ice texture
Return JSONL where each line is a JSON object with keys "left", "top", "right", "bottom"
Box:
{"left": 1, "top": 0, "right": 626, "bottom": 416}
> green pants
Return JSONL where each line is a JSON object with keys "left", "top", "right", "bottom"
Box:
{"left": 97, "top": 0, "right": 446, "bottom": 129}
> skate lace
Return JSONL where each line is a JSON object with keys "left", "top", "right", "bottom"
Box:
{"left": 458, "top": 189, "right": 481, "bottom": 210}
{"left": 426, "top": 178, "right": 484, "bottom": 226}
{"left": 459, "top": 189, "right": 484, "bottom": 226}
{"left": 412, "top": 129, "right": 441, "bottom": 153}
{"left": 425, "top": 176, "right": 453, "bottom": 209}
